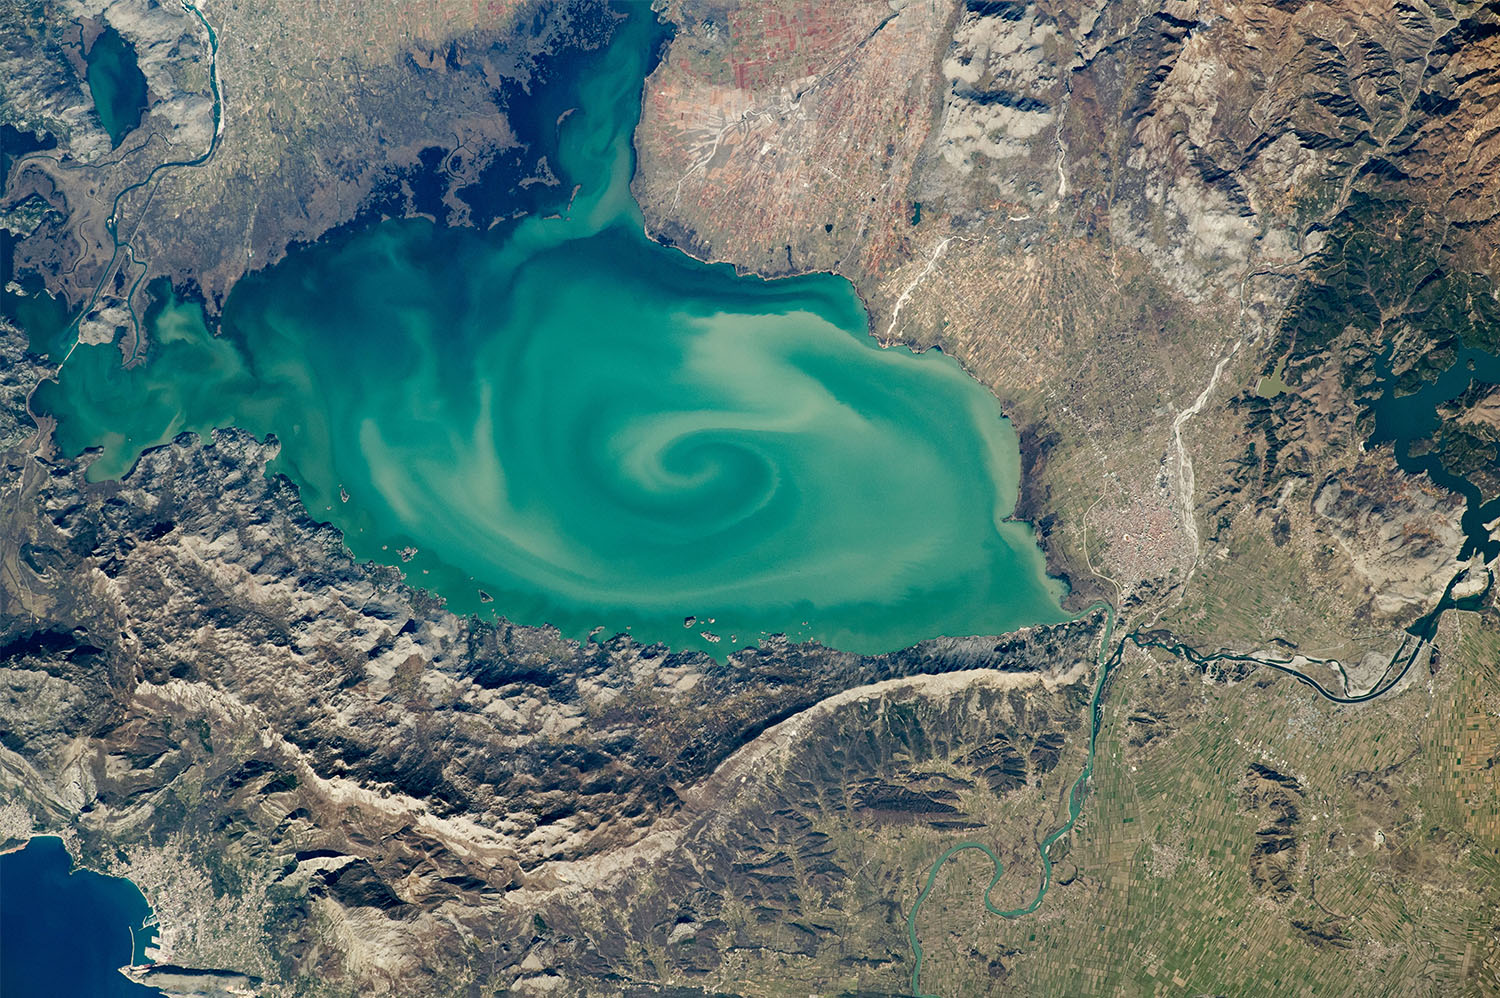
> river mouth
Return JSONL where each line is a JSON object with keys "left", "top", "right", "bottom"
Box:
{"left": 34, "top": 5, "right": 1069, "bottom": 655}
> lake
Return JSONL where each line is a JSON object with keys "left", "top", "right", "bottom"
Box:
{"left": 84, "top": 23, "right": 148, "bottom": 148}
{"left": 36, "top": 5, "right": 1069, "bottom": 654}
{"left": 1365, "top": 341, "right": 1500, "bottom": 564}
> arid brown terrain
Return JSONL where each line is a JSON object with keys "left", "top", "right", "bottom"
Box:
{"left": 2, "top": 0, "right": 1497, "bottom": 995}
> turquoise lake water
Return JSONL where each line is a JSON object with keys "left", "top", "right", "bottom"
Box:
{"left": 1365, "top": 343, "right": 1500, "bottom": 564}
{"left": 84, "top": 24, "right": 148, "bottom": 148}
{"left": 36, "top": 6, "right": 1068, "bottom": 654}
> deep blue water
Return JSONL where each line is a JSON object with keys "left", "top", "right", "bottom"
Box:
{"left": 0, "top": 837, "right": 161, "bottom": 998}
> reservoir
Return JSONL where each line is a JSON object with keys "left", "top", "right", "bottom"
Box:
{"left": 37, "top": 6, "right": 1068, "bottom": 654}
{"left": 0, "top": 836, "right": 160, "bottom": 997}
{"left": 1365, "top": 342, "right": 1500, "bottom": 564}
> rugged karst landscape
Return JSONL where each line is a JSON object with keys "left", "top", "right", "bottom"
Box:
{"left": 2, "top": 0, "right": 1498, "bottom": 995}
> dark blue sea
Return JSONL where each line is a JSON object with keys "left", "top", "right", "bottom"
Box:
{"left": 1, "top": 836, "right": 161, "bottom": 997}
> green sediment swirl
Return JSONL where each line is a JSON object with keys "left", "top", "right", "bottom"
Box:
{"left": 36, "top": 6, "right": 1069, "bottom": 655}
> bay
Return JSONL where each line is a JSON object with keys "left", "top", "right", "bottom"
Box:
{"left": 38, "top": 6, "right": 1069, "bottom": 654}
{"left": 0, "top": 836, "right": 160, "bottom": 998}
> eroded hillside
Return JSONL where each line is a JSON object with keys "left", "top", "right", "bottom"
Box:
{"left": 2, "top": 0, "right": 1497, "bottom": 994}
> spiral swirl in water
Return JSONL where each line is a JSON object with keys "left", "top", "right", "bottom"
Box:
{"left": 35, "top": 6, "right": 1066, "bottom": 652}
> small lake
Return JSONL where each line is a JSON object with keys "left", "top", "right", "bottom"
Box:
{"left": 0, "top": 836, "right": 161, "bottom": 997}
{"left": 37, "top": 6, "right": 1069, "bottom": 654}
{"left": 84, "top": 23, "right": 148, "bottom": 148}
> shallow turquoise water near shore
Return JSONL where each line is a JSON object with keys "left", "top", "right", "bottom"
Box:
{"left": 0, "top": 836, "right": 160, "bottom": 997}
{"left": 37, "top": 7, "right": 1068, "bottom": 653}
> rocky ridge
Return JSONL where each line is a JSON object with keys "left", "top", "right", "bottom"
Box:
{"left": 2, "top": 0, "right": 1498, "bottom": 993}
{"left": 0, "top": 322, "right": 1109, "bottom": 991}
